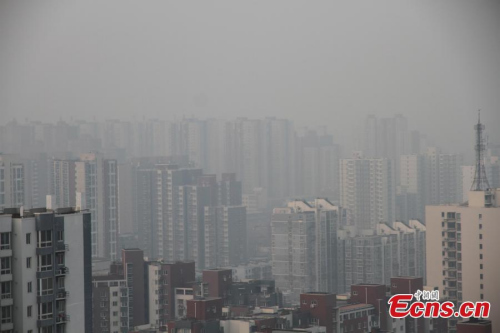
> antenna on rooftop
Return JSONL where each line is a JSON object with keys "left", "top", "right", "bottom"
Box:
{"left": 471, "top": 110, "right": 490, "bottom": 191}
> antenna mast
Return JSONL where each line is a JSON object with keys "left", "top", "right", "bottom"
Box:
{"left": 471, "top": 110, "right": 490, "bottom": 191}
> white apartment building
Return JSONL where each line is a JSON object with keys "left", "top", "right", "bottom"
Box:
{"left": 426, "top": 189, "right": 500, "bottom": 332}
{"left": 340, "top": 157, "right": 395, "bottom": 229}
{"left": 424, "top": 147, "right": 462, "bottom": 206}
{"left": 76, "top": 153, "right": 118, "bottom": 260}
{"left": 0, "top": 207, "right": 92, "bottom": 333}
{"left": 0, "top": 154, "right": 25, "bottom": 210}
{"left": 271, "top": 199, "right": 340, "bottom": 302}
{"left": 399, "top": 154, "right": 426, "bottom": 221}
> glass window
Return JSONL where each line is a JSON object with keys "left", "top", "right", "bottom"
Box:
{"left": 26, "top": 233, "right": 31, "bottom": 244}
{"left": 39, "top": 254, "right": 53, "bottom": 271}
{"left": 1, "top": 281, "right": 11, "bottom": 299}
{"left": 40, "top": 278, "right": 53, "bottom": 296}
{"left": 39, "top": 230, "right": 52, "bottom": 248}
{"left": 0, "top": 233, "right": 10, "bottom": 250}
{"left": 0, "top": 257, "right": 11, "bottom": 275}
{"left": 39, "top": 302, "right": 53, "bottom": 320}
{"left": 1, "top": 305, "right": 12, "bottom": 324}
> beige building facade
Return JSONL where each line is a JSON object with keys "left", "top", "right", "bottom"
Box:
{"left": 426, "top": 188, "right": 500, "bottom": 332}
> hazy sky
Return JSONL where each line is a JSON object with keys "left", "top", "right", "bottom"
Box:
{"left": 1, "top": 1, "right": 499, "bottom": 160}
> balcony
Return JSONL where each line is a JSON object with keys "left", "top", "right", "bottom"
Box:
{"left": 37, "top": 315, "right": 55, "bottom": 327}
{"left": 0, "top": 244, "right": 12, "bottom": 257}
{"left": 55, "top": 243, "right": 69, "bottom": 252}
{"left": 0, "top": 293, "right": 13, "bottom": 306}
{"left": 56, "top": 289, "right": 69, "bottom": 299}
{"left": 36, "top": 246, "right": 53, "bottom": 255}
{"left": 56, "top": 267, "right": 69, "bottom": 276}
{"left": 56, "top": 313, "right": 70, "bottom": 324}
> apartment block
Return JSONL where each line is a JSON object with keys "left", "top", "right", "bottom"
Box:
{"left": 92, "top": 274, "right": 130, "bottom": 333}
{"left": 76, "top": 153, "right": 119, "bottom": 260}
{"left": 0, "top": 154, "right": 25, "bottom": 210}
{"left": 426, "top": 189, "right": 500, "bottom": 332}
{"left": 0, "top": 207, "right": 92, "bottom": 333}
{"left": 340, "top": 157, "right": 395, "bottom": 229}
{"left": 271, "top": 199, "right": 340, "bottom": 302}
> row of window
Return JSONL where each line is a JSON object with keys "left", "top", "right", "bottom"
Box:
{"left": 0, "top": 230, "right": 64, "bottom": 249}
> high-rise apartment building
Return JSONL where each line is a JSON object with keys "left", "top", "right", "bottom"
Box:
{"left": 180, "top": 118, "right": 208, "bottom": 170}
{"left": 0, "top": 207, "right": 92, "bottom": 333}
{"left": 24, "top": 153, "right": 50, "bottom": 209}
{"left": 398, "top": 154, "right": 426, "bottom": 222}
{"left": 147, "top": 261, "right": 196, "bottom": 324}
{"left": 156, "top": 165, "right": 203, "bottom": 262}
{"left": 298, "top": 129, "right": 340, "bottom": 201}
{"left": 340, "top": 157, "right": 395, "bottom": 229}
{"left": 92, "top": 273, "right": 130, "bottom": 333}
{"left": 264, "top": 118, "right": 297, "bottom": 199}
{"left": 427, "top": 118, "right": 498, "bottom": 332}
{"left": 426, "top": 189, "right": 500, "bottom": 332}
{"left": 76, "top": 153, "right": 119, "bottom": 260}
{"left": 336, "top": 220, "right": 425, "bottom": 293}
{"left": 0, "top": 154, "right": 25, "bottom": 210}
{"left": 204, "top": 205, "right": 247, "bottom": 269}
{"left": 133, "top": 168, "right": 157, "bottom": 258}
{"left": 271, "top": 199, "right": 340, "bottom": 302}
{"left": 424, "top": 147, "right": 462, "bottom": 205}
{"left": 50, "top": 159, "right": 77, "bottom": 209}
{"left": 154, "top": 165, "right": 246, "bottom": 268}
{"left": 231, "top": 118, "right": 266, "bottom": 194}
{"left": 363, "top": 114, "right": 410, "bottom": 179}
{"left": 377, "top": 220, "right": 426, "bottom": 281}
{"left": 337, "top": 230, "right": 398, "bottom": 293}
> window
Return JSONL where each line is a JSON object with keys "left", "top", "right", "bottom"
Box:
{"left": 1, "top": 305, "right": 12, "bottom": 324}
{"left": 113, "top": 291, "right": 118, "bottom": 297}
{"left": 39, "top": 230, "right": 52, "bottom": 248}
{"left": 27, "top": 305, "right": 32, "bottom": 317}
{"left": 27, "top": 257, "right": 32, "bottom": 268}
{"left": 480, "top": 274, "right": 483, "bottom": 280}
{"left": 0, "top": 257, "right": 11, "bottom": 275}
{"left": 28, "top": 281, "right": 32, "bottom": 293}
{"left": 1, "top": 281, "right": 11, "bottom": 299}
{"left": 56, "top": 253, "right": 64, "bottom": 265}
{"left": 56, "top": 230, "right": 64, "bottom": 242}
{"left": 479, "top": 234, "right": 483, "bottom": 240}
{"left": 0, "top": 233, "right": 10, "bottom": 250}
{"left": 26, "top": 233, "right": 31, "bottom": 244}
{"left": 40, "top": 278, "right": 53, "bottom": 296}
{"left": 39, "top": 254, "right": 52, "bottom": 271}
{"left": 39, "top": 302, "right": 53, "bottom": 320}
{"left": 480, "top": 254, "right": 483, "bottom": 259}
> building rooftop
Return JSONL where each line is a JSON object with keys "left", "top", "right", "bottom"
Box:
{"left": 92, "top": 274, "right": 124, "bottom": 281}
{"left": 338, "top": 303, "right": 374, "bottom": 313}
